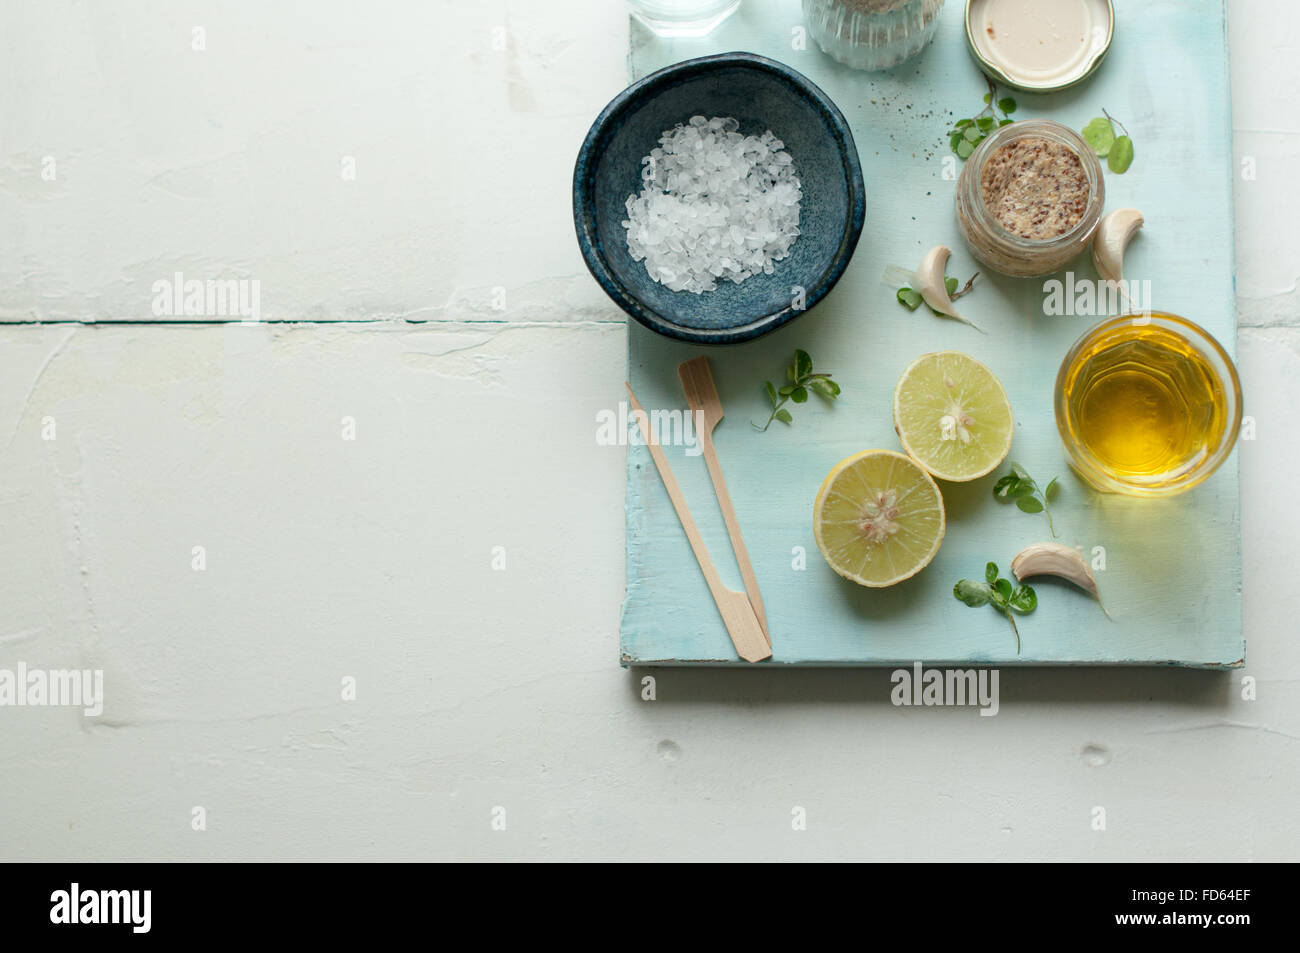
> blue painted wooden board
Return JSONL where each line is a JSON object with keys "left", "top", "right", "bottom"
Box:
{"left": 620, "top": 0, "right": 1241, "bottom": 667}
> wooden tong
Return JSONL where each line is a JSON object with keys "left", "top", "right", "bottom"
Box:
{"left": 678, "top": 357, "right": 770, "bottom": 647}
{"left": 621, "top": 361, "right": 764, "bottom": 665}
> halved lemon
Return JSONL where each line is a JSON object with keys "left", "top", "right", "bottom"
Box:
{"left": 893, "top": 351, "right": 1014, "bottom": 482}
{"left": 813, "top": 449, "right": 946, "bottom": 588}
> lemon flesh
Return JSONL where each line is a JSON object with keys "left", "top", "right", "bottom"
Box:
{"left": 813, "top": 450, "right": 946, "bottom": 588}
{"left": 893, "top": 351, "right": 1014, "bottom": 482}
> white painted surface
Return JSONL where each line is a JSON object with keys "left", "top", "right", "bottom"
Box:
{"left": 0, "top": 0, "right": 1296, "bottom": 860}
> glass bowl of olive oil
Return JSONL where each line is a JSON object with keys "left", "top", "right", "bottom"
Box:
{"left": 1055, "top": 313, "right": 1242, "bottom": 497}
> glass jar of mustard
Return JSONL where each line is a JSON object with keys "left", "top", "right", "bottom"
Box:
{"left": 955, "top": 119, "right": 1105, "bottom": 277}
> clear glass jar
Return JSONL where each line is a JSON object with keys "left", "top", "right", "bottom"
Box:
{"left": 802, "top": 0, "right": 945, "bottom": 72}
{"left": 629, "top": 0, "right": 741, "bottom": 38}
{"left": 1055, "top": 313, "right": 1242, "bottom": 497}
{"left": 955, "top": 119, "right": 1105, "bottom": 278}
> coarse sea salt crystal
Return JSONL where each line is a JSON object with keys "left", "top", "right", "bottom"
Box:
{"left": 621, "top": 116, "right": 802, "bottom": 295}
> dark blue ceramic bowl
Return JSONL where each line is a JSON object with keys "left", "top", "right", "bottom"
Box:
{"left": 573, "top": 52, "right": 866, "bottom": 345}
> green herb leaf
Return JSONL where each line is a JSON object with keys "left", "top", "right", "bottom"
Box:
{"left": 897, "top": 287, "right": 923, "bottom": 310}
{"left": 1009, "top": 585, "right": 1037, "bottom": 613}
{"left": 1085, "top": 110, "right": 1135, "bottom": 173}
{"left": 955, "top": 561, "right": 1037, "bottom": 653}
{"left": 1082, "top": 117, "right": 1115, "bottom": 157}
{"left": 755, "top": 351, "right": 841, "bottom": 431}
{"left": 944, "top": 276, "right": 959, "bottom": 297}
{"left": 950, "top": 81, "right": 1015, "bottom": 160}
{"left": 993, "top": 464, "right": 1060, "bottom": 537}
{"left": 998, "top": 118, "right": 1014, "bottom": 126}
{"left": 954, "top": 579, "right": 993, "bottom": 608}
{"left": 1109, "top": 135, "right": 1134, "bottom": 173}
{"left": 808, "top": 378, "right": 840, "bottom": 400}
{"left": 794, "top": 349, "right": 813, "bottom": 380}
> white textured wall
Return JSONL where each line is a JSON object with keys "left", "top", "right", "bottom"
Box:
{"left": 0, "top": 0, "right": 1297, "bottom": 860}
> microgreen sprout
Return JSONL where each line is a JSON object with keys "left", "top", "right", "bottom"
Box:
{"left": 754, "top": 349, "right": 840, "bottom": 431}
{"left": 993, "top": 463, "right": 1060, "bottom": 537}
{"left": 949, "top": 77, "right": 1016, "bottom": 160}
{"left": 953, "top": 562, "right": 1038, "bottom": 653}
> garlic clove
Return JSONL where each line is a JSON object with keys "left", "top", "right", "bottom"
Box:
{"left": 1011, "top": 542, "right": 1098, "bottom": 594}
{"left": 916, "top": 245, "right": 983, "bottom": 333}
{"left": 1011, "top": 542, "right": 1112, "bottom": 619}
{"left": 1091, "top": 208, "right": 1144, "bottom": 285}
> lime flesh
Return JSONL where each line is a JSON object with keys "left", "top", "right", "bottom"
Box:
{"left": 893, "top": 351, "right": 1014, "bottom": 482}
{"left": 813, "top": 449, "right": 946, "bottom": 588}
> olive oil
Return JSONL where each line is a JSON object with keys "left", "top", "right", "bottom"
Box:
{"left": 1058, "top": 320, "right": 1230, "bottom": 490}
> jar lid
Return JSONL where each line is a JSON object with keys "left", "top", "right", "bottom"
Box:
{"left": 964, "top": 0, "right": 1114, "bottom": 93}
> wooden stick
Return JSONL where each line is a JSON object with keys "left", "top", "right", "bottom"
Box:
{"left": 678, "top": 356, "right": 771, "bottom": 647}
{"left": 625, "top": 383, "right": 770, "bottom": 663}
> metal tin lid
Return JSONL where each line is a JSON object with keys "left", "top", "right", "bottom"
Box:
{"left": 965, "top": 0, "right": 1114, "bottom": 93}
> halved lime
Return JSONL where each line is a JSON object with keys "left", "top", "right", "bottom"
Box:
{"left": 813, "top": 449, "right": 946, "bottom": 588}
{"left": 893, "top": 351, "right": 1014, "bottom": 482}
